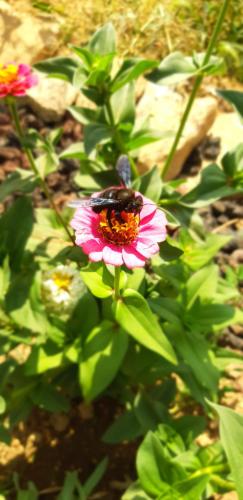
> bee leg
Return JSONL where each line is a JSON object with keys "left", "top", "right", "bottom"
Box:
{"left": 115, "top": 210, "right": 125, "bottom": 224}
{"left": 107, "top": 207, "right": 114, "bottom": 229}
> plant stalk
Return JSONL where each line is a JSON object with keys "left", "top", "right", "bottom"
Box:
{"left": 7, "top": 97, "right": 75, "bottom": 244}
{"left": 105, "top": 98, "right": 139, "bottom": 179}
{"left": 162, "top": 0, "right": 230, "bottom": 180}
{"left": 114, "top": 266, "right": 121, "bottom": 301}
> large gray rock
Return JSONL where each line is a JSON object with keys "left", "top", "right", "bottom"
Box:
{"left": 25, "top": 72, "right": 79, "bottom": 122}
{"left": 0, "top": 1, "right": 63, "bottom": 64}
{"left": 136, "top": 83, "right": 218, "bottom": 180}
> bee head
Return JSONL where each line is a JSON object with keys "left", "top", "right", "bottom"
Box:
{"left": 126, "top": 195, "right": 143, "bottom": 214}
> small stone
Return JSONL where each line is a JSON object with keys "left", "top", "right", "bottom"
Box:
{"left": 232, "top": 204, "right": 243, "bottom": 217}
{"left": 49, "top": 413, "right": 69, "bottom": 432}
{"left": 78, "top": 402, "right": 94, "bottom": 420}
{"left": 212, "top": 201, "right": 226, "bottom": 215}
{"left": 230, "top": 324, "right": 243, "bottom": 336}
{"left": 217, "top": 215, "right": 228, "bottom": 224}
{"left": 0, "top": 147, "right": 22, "bottom": 161}
{"left": 231, "top": 249, "right": 243, "bottom": 264}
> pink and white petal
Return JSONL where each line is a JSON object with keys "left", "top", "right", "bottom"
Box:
{"left": 89, "top": 251, "right": 103, "bottom": 263}
{"left": 75, "top": 231, "right": 95, "bottom": 245}
{"left": 122, "top": 246, "right": 146, "bottom": 269}
{"left": 135, "top": 241, "right": 160, "bottom": 258}
{"left": 81, "top": 239, "right": 105, "bottom": 254}
{"left": 18, "top": 64, "right": 31, "bottom": 76}
{"left": 103, "top": 245, "right": 123, "bottom": 266}
{"left": 139, "top": 224, "right": 167, "bottom": 243}
{"left": 26, "top": 74, "right": 38, "bottom": 85}
{"left": 150, "top": 209, "right": 168, "bottom": 227}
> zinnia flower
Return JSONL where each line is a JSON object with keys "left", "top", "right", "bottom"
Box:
{"left": 0, "top": 63, "right": 38, "bottom": 98}
{"left": 70, "top": 193, "right": 167, "bottom": 269}
{"left": 41, "top": 265, "right": 86, "bottom": 314}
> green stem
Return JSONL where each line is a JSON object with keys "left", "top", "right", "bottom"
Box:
{"left": 211, "top": 474, "right": 235, "bottom": 491}
{"left": 105, "top": 98, "right": 139, "bottom": 179}
{"left": 162, "top": 0, "right": 230, "bottom": 180}
{"left": 114, "top": 266, "right": 121, "bottom": 301}
{"left": 6, "top": 97, "right": 75, "bottom": 244}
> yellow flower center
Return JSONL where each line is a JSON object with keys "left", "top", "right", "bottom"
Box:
{"left": 52, "top": 272, "right": 72, "bottom": 291}
{"left": 98, "top": 209, "right": 139, "bottom": 246}
{"left": 0, "top": 64, "right": 18, "bottom": 84}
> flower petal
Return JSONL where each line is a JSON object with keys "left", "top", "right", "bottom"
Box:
{"left": 122, "top": 246, "right": 146, "bottom": 269}
{"left": 135, "top": 241, "right": 160, "bottom": 258}
{"left": 103, "top": 245, "right": 123, "bottom": 266}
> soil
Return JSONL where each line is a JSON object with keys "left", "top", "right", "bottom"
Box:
{"left": 0, "top": 104, "right": 243, "bottom": 499}
{"left": 0, "top": 399, "right": 137, "bottom": 499}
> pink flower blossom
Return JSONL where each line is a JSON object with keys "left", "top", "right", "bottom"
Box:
{"left": 0, "top": 63, "right": 38, "bottom": 98}
{"left": 70, "top": 193, "right": 167, "bottom": 269}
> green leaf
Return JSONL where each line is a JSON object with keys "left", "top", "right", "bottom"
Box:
{"left": 180, "top": 164, "right": 236, "bottom": 208}
{"left": 134, "top": 392, "right": 165, "bottom": 433}
{"left": 83, "top": 457, "right": 108, "bottom": 497}
{"left": 102, "top": 410, "right": 142, "bottom": 443}
{"left": 209, "top": 402, "right": 243, "bottom": 500}
{"left": 88, "top": 22, "right": 116, "bottom": 56}
{"left": 116, "top": 289, "right": 177, "bottom": 365}
{"left": 0, "top": 396, "right": 6, "bottom": 415}
{"left": 58, "top": 471, "right": 82, "bottom": 500}
{"left": 25, "top": 345, "right": 64, "bottom": 375}
{"left": 80, "top": 263, "right": 113, "bottom": 298}
{"left": 175, "top": 475, "right": 209, "bottom": 499}
{"left": 72, "top": 65, "right": 87, "bottom": 89}
{"left": 0, "top": 170, "right": 36, "bottom": 203}
{"left": 66, "top": 291, "right": 99, "bottom": 339}
{"left": 186, "top": 265, "right": 218, "bottom": 308}
{"left": 147, "top": 52, "right": 223, "bottom": 86}
{"left": 126, "top": 128, "right": 161, "bottom": 151}
{"left": 147, "top": 52, "right": 196, "bottom": 85}
{"left": 71, "top": 46, "right": 95, "bottom": 68}
{"left": 0, "top": 256, "right": 10, "bottom": 298}
{"left": 5, "top": 269, "right": 48, "bottom": 334}
{"left": 0, "top": 197, "right": 34, "bottom": 270}
{"left": 34, "top": 57, "right": 79, "bottom": 82}
{"left": 110, "top": 81, "right": 135, "bottom": 125}
{"left": 136, "top": 431, "right": 186, "bottom": 496}
{"left": 187, "top": 303, "right": 243, "bottom": 333}
{"left": 133, "top": 166, "right": 162, "bottom": 202}
{"left": 84, "top": 123, "right": 111, "bottom": 154}
{"left": 68, "top": 105, "right": 100, "bottom": 125}
{"left": 170, "top": 327, "right": 219, "bottom": 395}
{"left": 31, "top": 384, "right": 69, "bottom": 412}
{"left": 159, "top": 240, "right": 183, "bottom": 261}
{"left": 80, "top": 321, "right": 128, "bottom": 401}
{"left": 59, "top": 142, "right": 87, "bottom": 160}
{"left": 149, "top": 297, "right": 182, "bottom": 328}
{"left": 181, "top": 232, "right": 231, "bottom": 271}
{"left": 222, "top": 143, "right": 243, "bottom": 178}
{"left": 122, "top": 481, "right": 153, "bottom": 499}
{"left": 217, "top": 89, "right": 243, "bottom": 120}
{"left": 111, "top": 58, "right": 158, "bottom": 92}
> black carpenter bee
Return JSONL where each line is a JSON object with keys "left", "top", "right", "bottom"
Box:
{"left": 68, "top": 155, "right": 143, "bottom": 228}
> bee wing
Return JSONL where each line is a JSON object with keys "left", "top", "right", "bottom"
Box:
{"left": 67, "top": 198, "right": 120, "bottom": 208}
{"left": 116, "top": 155, "right": 131, "bottom": 187}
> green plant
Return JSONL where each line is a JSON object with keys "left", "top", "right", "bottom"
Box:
{"left": 0, "top": 11, "right": 243, "bottom": 497}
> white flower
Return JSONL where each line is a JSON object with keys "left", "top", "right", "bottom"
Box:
{"left": 41, "top": 265, "right": 85, "bottom": 314}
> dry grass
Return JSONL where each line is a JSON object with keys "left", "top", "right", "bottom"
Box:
{"left": 7, "top": 0, "right": 243, "bottom": 66}
{"left": 60, "top": 0, "right": 243, "bottom": 82}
